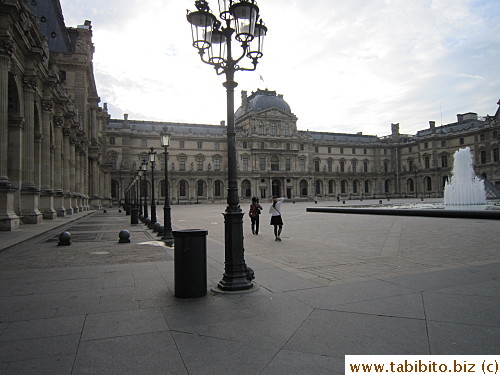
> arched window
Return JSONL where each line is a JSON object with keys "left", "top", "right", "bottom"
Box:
{"left": 385, "top": 179, "right": 391, "bottom": 193}
{"left": 214, "top": 180, "right": 223, "bottom": 197}
{"left": 179, "top": 180, "right": 188, "bottom": 197}
{"left": 242, "top": 179, "right": 252, "bottom": 197}
{"left": 341, "top": 180, "right": 348, "bottom": 194}
{"left": 425, "top": 176, "right": 432, "bottom": 191}
{"left": 364, "top": 180, "right": 370, "bottom": 193}
{"left": 328, "top": 180, "right": 335, "bottom": 194}
{"left": 197, "top": 180, "right": 204, "bottom": 196}
{"left": 353, "top": 180, "right": 359, "bottom": 194}
{"left": 315, "top": 180, "right": 322, "bottom": 195}
{"left": 299, "top": 179, "right": 308, "bottom": 196}
{"left": 407, "top": 178, "right": 414, "bottom": 192}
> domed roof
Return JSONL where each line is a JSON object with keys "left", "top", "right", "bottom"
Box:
{"left": 235, "top": 89, "right": 291, "bottom": 120}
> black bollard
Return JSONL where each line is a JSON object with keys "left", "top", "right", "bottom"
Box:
{"left": 118, "top": 229, "right": 131, "bottom": 243}
{"left": 58, "top": 231, "right": 71, "bottom": 246}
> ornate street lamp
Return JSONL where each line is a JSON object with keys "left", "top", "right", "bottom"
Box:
{"left": 141, "top": 160, "right": 148, "bottom": 222}
{"left": 160, "top": 129, "right": 174, "bottom": 246}
{"left": 131, "top": 174, "right": 140, "bottom": 224}
{"left": 149, "top": 147, "right": 157, "bottom": 228}
{"left": 187, "top": 0, "right": 267, "bottom": 291}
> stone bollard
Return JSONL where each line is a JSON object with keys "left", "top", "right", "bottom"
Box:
{"left": 157, "top": 225, "right": 164, "bottom": 237}
{"left": 152, "top": 222, "right": 162, "bottom": 233}
{"left": 58, "top": 231, "right": 71, "bottom": 246}
{"left": 118, "top": 229, "right": 131, "bottom": 243}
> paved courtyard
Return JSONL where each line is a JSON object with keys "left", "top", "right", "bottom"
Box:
{"left": 0, "top": 199, "right": 499, "bottom": 374}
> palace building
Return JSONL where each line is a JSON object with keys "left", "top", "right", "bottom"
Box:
{"left": 0, "top": 0, "right": 109, "bottom": 230}
{"left": 1, "top": 0, "right": 499, "bottom": 232}
{"left": 105, "top": 89, "right": 500, "bottom": 206}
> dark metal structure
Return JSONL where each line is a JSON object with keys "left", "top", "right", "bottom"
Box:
{"left": 187, "top": 0, "right": 267, "bottom": 291}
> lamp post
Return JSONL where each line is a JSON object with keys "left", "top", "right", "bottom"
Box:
{"left": 149, "top": 147, "right": 157, "bottom": 228}
{"left": 187, "top": 0, "right": 267, "bottom": 291}
{"left": 160, "top": 129, "right": 174, "bottom": 246}
{"left": 141, "top": 160, "right": 148, "bottom": 222}
{"left": 131, "top": 174, "right": 140, "bottom": 224}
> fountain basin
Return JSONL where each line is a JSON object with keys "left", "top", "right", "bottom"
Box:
{"left": 306, "top": 206, "right": 500, "bottom": 220}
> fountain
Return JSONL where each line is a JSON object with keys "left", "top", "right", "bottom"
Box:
{"left": 307, "top": 147, "right": 499, "bottom": 220}
{"left": 444, "top": 147, "right": 487, "bottom": 206}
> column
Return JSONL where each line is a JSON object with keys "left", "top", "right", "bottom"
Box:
{"left": 53, "top": 117, "right": 65, "bottom": 216}
{"left": 0, "top": 48, "right": 19, "bottom": 230}
{"left": 20, "top": 78, "right": 42, "bottom": 223}
{"left": 63, "top": 128, "right": 73, "bottom": 214}
{"left": 70, "top": 137, "right": 78, "bottom": 213}
{"left": 39, "top": 102, "right": 56, "bottom": 219}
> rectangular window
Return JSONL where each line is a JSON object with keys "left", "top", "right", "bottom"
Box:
{"left": 363, "top": 161, "right": 368, "bottom": 173}
{"left": 493, "top": 148, "right": 499, "bottom": 162}
{"left": 480, "top": 150, "right": 487, "bottom": 164}
{"left": 460, "top": 137, "right": 465, "bottom": 145}
{"left": 441, "top": 140, "right": 446, "bottom": 147}
{"left": 242, "top": 157, "right": 248, "bottom": 171}
{"left": 314, "top": 159, "right": 320, "bottom": 172}
{"left": 179, "top": 159, "right": 186, "bottom": 171}
{"left": 243, "top": 141, "right": 248, "bottom": 149}
{"left": 363, "top": 148, "right": 367, "bottom": 155}
{"left": 285, "top": 158, "right": 291, "bottom": 171}
{"left": 109, "top": 137, "right": 115, "bottom": 145}
{"left": 425, "top": 157, "right": 430, "bottom": 169}
{"left": 352, "top": 148, "right": 356, "bottom": 154}
{"left": 214, "top": 142, "right": 220, "bottom": 150}
{"left": 197, "top": 141, "right": 203, "bottom": 149}
{"left": 299, "top": 159, "right": 305, "bottom": 172}
{"left": 259, "top": 157, "right": 266, "bottom": 171}
{"left": 424, "top": 142, "right": 428, "bottom": 149}
{"left": 480, "top": 134, "right": 485, "bottom": 142}
{"left": 408, "top": 160, "right": 413, "bottom": 171}
{"left": 214, "top": 159, "right": 221, "bottom": 171}
{"left": 384, "top": 161, "right": 388, "bottom": 173}
{"left": 408, "top": 146, "right": 412, "bottom": 152}
{"left": 328, "top": 147, "right": 331, "bottom": 153}
{"left": 197, "top": 159, "right": 203, "bottom": 171}
{"left": 441, "top": 155, "right": 448, "bottom": 168}
{"left": 352, "top": 161, "right": 357, "bottom": 173}
{"left": 340, "top": 148, "right": 344, "bottom": 154}
{"left": 180, "top": 141, "right": 185, "bottom": 149}
{"left": 315, "top": 146, "right": 319, "bottom": 153}
{"left": 383, "top": 149, "right": 387, "bottom": 155}
{"left": 340, "top": 161, "right": 345, "bottom": 172}
{"left": 328, "top": 160, "right": 333, "bottom": 172}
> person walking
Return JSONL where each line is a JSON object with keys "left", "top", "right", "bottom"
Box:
{"left": 249, "top": 197, "right": 263, "bottom": 235}
{"left": 269, "top": 196, "right": 284, "bottom": 241}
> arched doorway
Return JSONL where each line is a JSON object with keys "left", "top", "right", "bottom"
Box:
{"left": 241, "top": 179, "right": 251, "bottom": 198}
{"left": 299, "top": 179, "right": 308, "bottom": 197}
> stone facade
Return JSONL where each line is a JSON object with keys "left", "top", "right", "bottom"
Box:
{"left": 0, "top": 0, "right": 109, "bottom": 230}
{"left": 105, "top": 90, "right": 500, "bottom": 205}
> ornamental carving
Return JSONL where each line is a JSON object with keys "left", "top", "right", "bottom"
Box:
{"left": 42, "top": 101, "right": 53, "bottom": 112}
{"left": 54, "top": 116, "right": 64, "bottom": 127}
{"left": 1, "top": 36, "right": 15, "bottom": 57}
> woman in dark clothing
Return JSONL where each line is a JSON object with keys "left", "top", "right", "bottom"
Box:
{"left": 249, "top": 197, "right": 263, "bottom": 235}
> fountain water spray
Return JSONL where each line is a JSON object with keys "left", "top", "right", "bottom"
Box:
{"left": 444, "top": 147, "right": 487, "bottom": 205}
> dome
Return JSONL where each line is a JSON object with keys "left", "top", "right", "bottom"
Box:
{"left": 235, "top": 89, "right": 291, "bottom": 120}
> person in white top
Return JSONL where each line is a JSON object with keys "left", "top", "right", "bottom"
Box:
{"left": 269, "top": 197, "right": 284, "bottom": 241}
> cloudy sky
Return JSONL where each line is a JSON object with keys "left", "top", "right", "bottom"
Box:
{"left": 59, "top": 0, "right": 499, "bottom": 136}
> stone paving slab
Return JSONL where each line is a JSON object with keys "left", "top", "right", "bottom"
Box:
{"left": 0, "top": 200, "right": 499, "bottom": 374}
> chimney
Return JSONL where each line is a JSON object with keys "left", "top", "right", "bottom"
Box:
{"left": 278, "top": 94, "right": 283, "bottom": 99}
{"left": 220, "top": 120, "right": 226, "bottom": 127}
{"left": 124, "top": 114, "right": 128, "bottom": 121}
{"left": 457, "top": 114, "right": 464, "bottom": 123}
{"left": 429, "top": 120, "right": 435, "bottom": 133}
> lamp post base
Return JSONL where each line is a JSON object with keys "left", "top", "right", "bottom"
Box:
{"left": 217, "top": 211, "right": 253, "bottom": 291}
